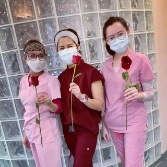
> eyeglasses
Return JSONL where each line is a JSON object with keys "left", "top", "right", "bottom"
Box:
{"left": 27, "top": 53, "right": 47, "bottom": 61}
{"left": 107, "top": 32, "right": 127, "bottom": 43}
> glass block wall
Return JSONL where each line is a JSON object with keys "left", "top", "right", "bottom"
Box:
{"left": 0, "top": 0, "right": 160, "bottom": 167}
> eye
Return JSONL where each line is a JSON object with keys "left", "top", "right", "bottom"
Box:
{"left": 28, "top": 54, "right": 36, "bottom": 59}
{"left": 39, "top": 54, "right": 46, "bottom": 58}
{"left": 109, "top": 36, "right": 115, "bottom": 40}
{"left": 58, "top": 47, "right": 65, "bottom": 51}
{"left": 118, "top": 32, "right": 125, "bottom": 37}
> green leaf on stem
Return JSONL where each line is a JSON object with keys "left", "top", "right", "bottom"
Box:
{"left": 36, "top": 103, "right": 39, "bottom": 109}
{"left": 122, "top": 72, "right": 129, "bottom": 81}
{"left": 131, "top": 83, "right": 140, "bottom": 91}
{"left": 36, "top": 118, "right": 40, "bottom": 124}
{"left": 74, "top": 73, "right": 82, "bottom": 79}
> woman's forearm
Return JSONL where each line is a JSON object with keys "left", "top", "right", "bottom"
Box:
{"left": 48, "top": 101, "right": 58, "bottom": 113}
{"left": 83, "top": 97, "right": 103, "bottom": 111}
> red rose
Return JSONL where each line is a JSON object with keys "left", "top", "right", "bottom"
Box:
{"left": 121, "top": 56, "right": 132, "bottom": 70}
{"left": 72, "top": 55, "right": 81, "bottom": 65}
{"left": 31, "top": 76, "right": 39, "bottom": 86}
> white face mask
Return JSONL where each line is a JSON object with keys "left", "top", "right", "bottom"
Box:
{"left": 109, "top": 34, "right": 129, "bottom": 53}
{"left": 58, "top": 47, "right": 80, "bottom": 65}
{"left": 27, "top": 58, "right": 46, "bottom": 73}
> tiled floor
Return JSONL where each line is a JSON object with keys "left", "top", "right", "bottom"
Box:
{"left": 155, "top": 159, "right": 167, "bottom": 167}
{"left": 150, "top": 152, "right": 167, "bottom": 167}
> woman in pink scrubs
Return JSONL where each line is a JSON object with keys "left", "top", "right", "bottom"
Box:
{"left": 19, "top": 39, "right": 62, "bottom": 167}
{"left": 102, "top": 17, "right": 155, "bottom": 167}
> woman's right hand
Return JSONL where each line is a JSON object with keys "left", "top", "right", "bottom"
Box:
{"left": 102, "top": 123, "right": 111, "bottom": 142}
{"left": 23, "top": 133, "right": 30, "bottom": 149}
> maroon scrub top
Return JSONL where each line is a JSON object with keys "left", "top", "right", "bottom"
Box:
{"left": 58, "top": 60, "right": 104, "bottom": 135}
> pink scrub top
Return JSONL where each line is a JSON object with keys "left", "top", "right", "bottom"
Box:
{"left": 102, "top": 51, "right": 155, "bottom": 133}
{"left": 19, "top": 72, "right": 61, "bottom": 144}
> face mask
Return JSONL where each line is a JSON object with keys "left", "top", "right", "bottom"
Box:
{"left": 58, "top": 47, "right": 80, "bottom": 65}
{"left": 27, "top": 58, "right": 46, "bottom": 73}
{"left": 109, "top": 35, "right": 129, "bottom": 53}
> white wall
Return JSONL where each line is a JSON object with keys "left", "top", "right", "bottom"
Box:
{"left": 153, "top": 0, "right": 167, "bottom": 153}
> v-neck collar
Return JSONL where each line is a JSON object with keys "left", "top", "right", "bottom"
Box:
{"left": 105, "top": 57, "right": 121, "bottom": 74}
{"left": 27, "top": 71, "right": 46, "bottom": 86}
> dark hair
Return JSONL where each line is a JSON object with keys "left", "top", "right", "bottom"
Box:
{"left": 54, "top": 28, "right": 81, "bottom": 51}
{"left": 103, "top": 16, "right": 129, "bottom": 56}
{"left": 23, "top": 39, "right": 44, "bottom": 53}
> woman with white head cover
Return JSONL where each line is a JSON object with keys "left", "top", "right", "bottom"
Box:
{"left": 55, "top": 28, "right": 104, "bottom": 167}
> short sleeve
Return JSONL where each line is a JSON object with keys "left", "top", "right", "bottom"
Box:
{"left": 48, "top": 76, "right": 61, "bottom": 100}
{"left": 139, "top": 55, "right": 155, "bottom": 83}
{"left": 91, "top": 68, "right": 104, "bottom": 84}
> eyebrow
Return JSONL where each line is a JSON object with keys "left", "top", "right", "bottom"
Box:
{"left": 67, "top": 43, "right": 74, "bottom": 46}
{"left": 108, "top": 30, "right": 124, "bottom": 38}
{"left": 58, "top": 43, "right": 74, "bottom": 47}
{"left": 28, "top": 53, "right": 44, "bottom": 55}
